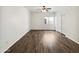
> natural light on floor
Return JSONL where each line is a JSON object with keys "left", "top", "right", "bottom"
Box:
{"left": 41, "top": 33, "right": 57, "bottom": 48}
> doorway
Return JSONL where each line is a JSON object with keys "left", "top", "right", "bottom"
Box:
{"left": 31, "top": 12, "right": 58, "bottom": 30}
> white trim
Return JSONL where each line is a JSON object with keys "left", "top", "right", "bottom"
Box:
{"left": 66, "top": 35, "right": 79, "bottom": 44}
{"left": 3, "top": 30, "right": 31, "bottom": 53}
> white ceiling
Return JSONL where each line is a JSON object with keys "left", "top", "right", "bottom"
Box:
{"left": 25, "top": 6, "right": 56, "bottom": 13}
{"left": 24, "top": 6, "right": 79, "bottom": 14}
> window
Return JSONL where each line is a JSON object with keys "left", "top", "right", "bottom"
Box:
{"left": 44, "top": 17, "right": 54, "bottom": 24}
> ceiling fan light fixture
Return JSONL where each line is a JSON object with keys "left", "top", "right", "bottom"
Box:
{"left": 41, "top": 6, "right": 48, "bottom": 12}
{"left": 41, "top": 9, "right": 47, "bottom": 12}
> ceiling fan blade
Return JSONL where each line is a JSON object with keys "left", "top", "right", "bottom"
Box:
{"left": 47, "top": 8, "right": 51, "bottom": 10}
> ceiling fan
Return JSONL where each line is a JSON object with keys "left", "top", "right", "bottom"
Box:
{"left": 41, "top": 6, "right": 51, "bottom": 12}
{"left": 37, "top": 6, "right": 52, "bottom": 12}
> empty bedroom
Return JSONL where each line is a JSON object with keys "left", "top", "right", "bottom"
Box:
{"left": 0, "top": 6, "right": 79, "bottom": 53}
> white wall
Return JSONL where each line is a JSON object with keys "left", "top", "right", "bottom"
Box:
{"left": 0, "top": 7, "right": 2, "bottom": 51}
{"left": 58, "top": 7, "right": 79, "bottom": 44}
{"left": 31, "top": 12, "right": 55, "bottom": 30}
{"left": 50, "top": 6, "right": 79, "bottom": 44}
{"left": 0, "top": 6, "right": 31, "bottom": 52}
{"left": 75, "top": 7, "right": 79, "bottom": 43}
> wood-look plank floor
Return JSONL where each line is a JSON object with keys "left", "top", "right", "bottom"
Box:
{"left": 5, "top": 30, "right": 79, "bottom": 53}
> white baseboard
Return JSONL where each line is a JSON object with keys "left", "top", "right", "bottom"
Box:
{"left": 66, "top": 35, "right": 79, "bottom": 44}
{"left": 31, "top": 29, "right": 55, "bottom": 30}
{"left": 2, "top": 29, "right": 31, "bottom": 53}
